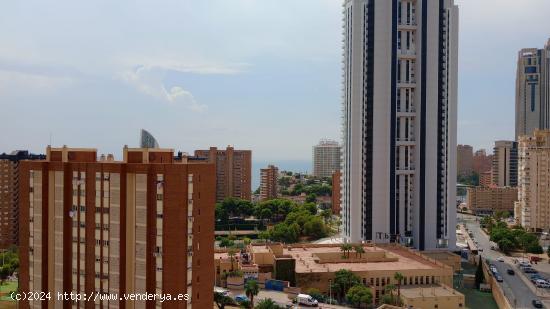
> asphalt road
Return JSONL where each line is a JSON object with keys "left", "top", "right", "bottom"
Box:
{"left": 459, "top": 213, "right": 541, "bottom": 309}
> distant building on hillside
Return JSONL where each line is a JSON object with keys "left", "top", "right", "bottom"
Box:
{"left": 479, "top": 171, "right": 492, "bottom": 187}
{"left": 312, "top": 139, "right": 341, "bottom": 178}
{"left": 140, "top": 129, "right": 159, "bottom": 148}
{"left": 473, "top": 149, "right": 492, "bottom": 174}
{"left": 492, "top": 141, "right": 518, "bottom": 187}
{"left": 195, "top": 146, "right": 252, "bottom": 202}
{"left": 0, "top": 150, "right": 45, "bottom": 249}
{"left": 260, "top": 165, "right": 278, "bottom": 201}
{"left": 457, "top": 145, "right": 473, "bottom": 176}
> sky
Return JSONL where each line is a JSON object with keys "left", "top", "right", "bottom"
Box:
{"left": 1, "top": 0, "right": 550, "bottom": 166}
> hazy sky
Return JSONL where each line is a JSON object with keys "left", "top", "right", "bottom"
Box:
{"left": 1, "top": 0, "right": 549, "bottom": 161}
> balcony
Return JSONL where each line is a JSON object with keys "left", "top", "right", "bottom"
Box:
{"left": 396, "top": 138, "right": 416, "bottom": 146}
{"left": 398, "top": 49, "right": 416, "bottom": 58}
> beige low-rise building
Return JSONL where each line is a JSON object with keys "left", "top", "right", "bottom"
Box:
{"left": 400, "top": 284, "right": 465, "bottom": 309}
{"left": 466, "top": 186, "right": 518, "bottom": 215}
{"left": 518, "top": 130, "right": 550, "bottom": 231}
{"left": 215, "top": 243, "right": 456, "bottom": 303}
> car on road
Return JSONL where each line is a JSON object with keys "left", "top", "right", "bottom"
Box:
{"left": 507, "top": 269, "right": 515, "bottom": 275}
{"left": 497, "top": 257, "right": 505, "bottom": 262}
{"left": 535, "top": 280, "right": 550, "bottom": 288}
{"left": 496, "top": 275, "right": 503, "bottom": 282}
{"left": 532, "top": 299, "right": 543, "bottom": 308}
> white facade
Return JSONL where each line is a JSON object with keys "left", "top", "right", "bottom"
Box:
{"left": 515, "top": 40, "right": 550, "bottom": 140}
{"left": 312, "top": 140, "right": 341, "bottom": 178}
{"left": 518, "top": 130, "right": 550, "bottom": 231}
{"left": 341, "top": 0, "right": 458, "bottom": 250}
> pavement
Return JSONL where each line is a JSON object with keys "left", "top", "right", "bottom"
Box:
{"left": 459, "top": 213, "right": 545, "bottom": 309}
{"left": 225, "top": 289, "right": 351, "bottom": 309}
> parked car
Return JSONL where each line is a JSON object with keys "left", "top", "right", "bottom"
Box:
{"left": 532, "top": 299, "right": 543, "bottom": 308}
{"left": 535, "top": 280, "right": 550, "bottom": 288}
{"left": 296, "top": 294, "right": 319, "bottom": 307}
{"left": 214, "top": 287, "right": 230, "bottom": 297}
{"left": 497, "top": 257, "right": 505, "bottom": 262}
{"left": 235, "top": 295, "right": 249, "bottom": 303}
{"left": 525, "top": 268, "right": 539, "bottom": 274}
{"left": 496, "top": 275, "right": 504, "bottom": 282}
{"left": 507, "top": 269, "right": 515, "bottom": 275}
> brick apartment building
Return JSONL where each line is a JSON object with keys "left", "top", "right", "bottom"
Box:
{"left": 331, "top": 170, "right": 341, "bottom": 215}
{"left": 19, "top": 146, "right": 215, "bottom": 309}
{"left": 0, "top": 150, "right": 45, "bottom": 249}
{"left": 466, "top": 186, "right": 518, "bottom": 216}
{"left": 259, "top": 165, "right": 278, "bottom": 201}
{"left": 194, "top": 146, "right": 251, "bottom": 202}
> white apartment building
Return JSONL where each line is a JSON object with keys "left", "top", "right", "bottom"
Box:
{"left": 341, "top": 0, "right": 458, "bottom": 250}
{"left": 518, "top": 130, "right": 550, "bottom": 231}
{"left": 312, "top": 140, "right": 341, "bottom": 178}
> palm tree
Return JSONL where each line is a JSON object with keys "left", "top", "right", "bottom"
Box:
{"left": 244, "top": 279, "right": 259, "bottom": 308}
{"left": 354, "top": 245, "right": 365, "bottom": 258}
{"left": 394, "top": 272, "right": 404, "bottom": 299}
{"left": 228, "top": 248, "right": 237, "bottom": 271}
{"left": 384, "top": 284, "right": 397, "bottom": 305}
{"left": 340, "top": 243, "right": 352, "bottom": 258}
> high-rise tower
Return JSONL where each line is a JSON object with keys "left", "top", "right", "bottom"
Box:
{"left": 341, "top": 0, "right": 458, "bottom": 250}
{"left": 515, "top": 39, "right": 550, "bottom": 140}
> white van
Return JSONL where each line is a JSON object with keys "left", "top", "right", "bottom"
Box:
{"left": 297, "top": 294, "right": 319, "bottom": 307}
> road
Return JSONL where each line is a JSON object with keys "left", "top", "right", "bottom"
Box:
{"left": 459, "top": 213, "right": 540, "bottom": 309}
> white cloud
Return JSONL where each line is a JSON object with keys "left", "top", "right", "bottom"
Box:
{"left": 121, "top": 65, "right": 207, "bottom": 112}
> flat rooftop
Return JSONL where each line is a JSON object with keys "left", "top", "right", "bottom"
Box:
{"left": 400, "top": 284, "right": 464, "bottom": 299}
{"left": 285, "top": 245, "right": 446, "bottom": 273}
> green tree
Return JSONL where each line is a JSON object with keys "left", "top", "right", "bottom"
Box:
{"left": 345, "top": 285, "right": 372, "bottom": 308}
{"left": 303, "top": 216, "right": 327, "bottom": 239}
{"left": 254, "top": 298, "right": 283, "bottom": 309}
{"left": 340, "top": 243, "right": 353, "bottom": 259}
{"left": 384, "top": 284, "right": 397, "bottom": 305}
{"left": 497, "top": 238, "right": 514, "bottom": 254}
{"left": 0, "top": 264, "right": 11, "bottom": 285}
{"left": 332, "top": 269, "right": 361, "bottom": 300}
{"left": 306, "top": 288, "right": 325, "bottom": 303}
{"left": 475, "top": 257, "right": 485, "bottom": 289}
{"left": 219, "top": 237, "right": 235, "bottom": 248}
{"left": 244, "top": 280, "right": 259, "bottom": 308}
{"left": 547, "top": 246, "right": 550, "bottom": 263}
{"left": 228, "top": 248, "right": 238, "bottom": 271}
{"left": 305, "top": 193, "right": 317, "bottom": 203}
{"left": 259, "top": 208, "right": 273, "bottom": 221}
{"left": 354, "top": 245, "right": 365, "bottom": 258}
{"left": 394, "top": 272, "right": 404, "bottom": 299}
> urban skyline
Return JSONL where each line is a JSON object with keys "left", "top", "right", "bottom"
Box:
{"left": 1, "top": 0, "right": 550, "bottom": 162}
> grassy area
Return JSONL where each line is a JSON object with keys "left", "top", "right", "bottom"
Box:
{"left": 457, "top": 287, "right": 498, "bottom": 309}
{"left": 0, "top": 281, "right": 18, "bottom": 301}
